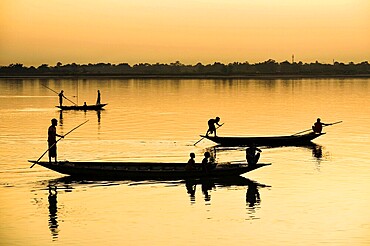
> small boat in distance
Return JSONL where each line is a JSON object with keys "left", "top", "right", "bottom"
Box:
{"left": 56, "top": 103, "right": 107, "bottom": 110}
{"left": 200, "top": 132, "right": 325, "bottom": 147}
{"left": 27, "top": 160, "right": 271, "bottom": 180}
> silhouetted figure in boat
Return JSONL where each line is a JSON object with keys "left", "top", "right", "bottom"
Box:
{"left": 58, "top": 90, "right": 66, "bottom": 107}
{"left": 246, "top": 182, "right": 260, "bottom": 207}
{"left": 206, "top": 117, "right": 221, "bottom": 137}
{"left": 246, "top": 144, "right": 262, "bottom": 165}
{"left": 48, "top": 185, "right": 59, "bottom": 239}
{"left": 96, "top": 90, "right": 101, "bottom": 105}
{"left": 202, "top": 152, "right": 214, "bottom": 173}
{"left": 312, "top": 118, "right": 332, "bottom": 134}
{"left": 185, "top": 152, "right": 196, "bottom": 170}
{"left": 48, "top": 118, "right": 64, "bottom": 163}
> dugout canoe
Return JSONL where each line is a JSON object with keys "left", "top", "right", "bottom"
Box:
{"left": 27, "top": 160, "right": 271, "bottom": 180}
{"left": 56, "top": 103, "right": 107, "bottom": 110}
{"left": 200, "top": 132, "right": 325, "bottom": 147}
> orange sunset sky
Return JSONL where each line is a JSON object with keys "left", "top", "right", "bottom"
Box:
{"left": 0, "top": 0, "right": 369, "bottom": 66}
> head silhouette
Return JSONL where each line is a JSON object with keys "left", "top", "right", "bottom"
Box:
{"left": 190, "top": 152, "right": 195, "bottom": 158}
{"left": 51, "top": 118, "right": 58, "bottom": 126}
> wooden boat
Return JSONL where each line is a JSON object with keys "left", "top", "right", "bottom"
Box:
{"left": 56, "top": 103, "right": 107, "bottom": 110}
{"left": 27, "top": 160, "right": 271, "bottom": 180}
{"left": 200, "top": 132, "right": 325, "bottom": 147}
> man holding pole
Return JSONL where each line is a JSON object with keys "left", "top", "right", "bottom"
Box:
{"left": 312, "top": 118, "right": 332, "bottom": 134}
{"left": 58, "top": 90, "right": 66, "bottom": 107}
{"left": 206, "top": 116, "right": 222, "bottom": 137}
{"left": 48, "top": 118, "right": 64, "bottom": 163}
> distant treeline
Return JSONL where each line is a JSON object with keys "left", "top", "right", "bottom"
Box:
{"left": 1, "top": 60, "right": 370, "bottom": 77}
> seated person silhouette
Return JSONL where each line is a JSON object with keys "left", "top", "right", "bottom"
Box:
{"left": 246, "top": 144, "right": 262, "bottom": 165}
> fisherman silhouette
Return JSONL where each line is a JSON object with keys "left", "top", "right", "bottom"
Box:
{"left": 58, "top": 90, "right": 65, "bottom": 107}
{"left": 96, "top": 90, "right": 101, "bottom": 105}
{"left": 206, "top": 117, "right": 221, "bottom": 137}
{"left": 48, "top": 119, "right": 64, "bottom": 163}
{"left": 312, "top": 118, "right": 332, "bottom": 134}
{"left": 246, "top": 144, "right": 262, "bottom": 165}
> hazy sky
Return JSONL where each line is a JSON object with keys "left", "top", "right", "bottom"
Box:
{"left": 1, "top": 0, "right": 369, "bottom": 66}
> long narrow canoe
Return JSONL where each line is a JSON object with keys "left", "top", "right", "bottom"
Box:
{"left": 56, "top": 103, "right": 107, "bottom": 110}
{"left": 200, "top": 132, "right": 325, "bottom": 147}
{"left": 27, "top": 160, "right": 271, "bottom": 180}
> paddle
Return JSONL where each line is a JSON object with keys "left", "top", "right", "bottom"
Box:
{"left": 194, "top": 123, "right": 224, "bottom": 146}
{"left": 292, "top": 120, "right": 343, "bottom": 136}
{"left": 42, "top": 84, "right": 77, "bottom": 105}
{"left": 30, "top": 120, "right": 89, "bottom": 168}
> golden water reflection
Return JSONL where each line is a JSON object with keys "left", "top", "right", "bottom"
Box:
{"left": 39, "top": 176, "right": 270, "bottom": 240}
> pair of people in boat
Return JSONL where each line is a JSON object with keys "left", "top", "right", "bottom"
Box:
{"left": 206, "top": 116, "right": 330, "bottom": 136}
{"left": 58, "top": 90, "right": 101, "bottom": 106}
{"left": 185, "top": 152, "right": 214, "bottom": 172}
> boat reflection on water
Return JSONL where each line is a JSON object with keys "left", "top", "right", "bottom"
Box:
{"left": 213, "top": 142, "right": 327, "bottom": 163}
{"left": 185, "top": 176, "right": 270, "bottom": 206}
{"left": 37, "top": 176, "right": 270, "bottom": 239}
{"left": 58, "top": 108, "right": 104, "bottom": 126}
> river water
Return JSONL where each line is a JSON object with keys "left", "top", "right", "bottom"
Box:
{"left": 0, "top": 78, "right": 369, "bottom": 246}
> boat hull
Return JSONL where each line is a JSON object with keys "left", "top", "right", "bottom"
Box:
{"left": 56, "top": 103, "right": 107, "bottom": 110}
{"left": 28, "top": 160, "right": 271, "bottom": 180}
{"left": 201, "top": 132, "right": 325, "bottom": 147}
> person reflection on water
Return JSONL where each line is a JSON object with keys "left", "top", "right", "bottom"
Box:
{"left": 246, "top": 182, "right": 260, "bottom": 207}
{"left": 48, "top": 119, "right": 64, "bottom": 163}
{"left": 246, "top": 144, "right": 262, "bottom": 165}
{"left": 206, "top": 117, "right": 221, "bottom": 137}
{"left": 48, "top": 185, "right": 59, "bottom": 239}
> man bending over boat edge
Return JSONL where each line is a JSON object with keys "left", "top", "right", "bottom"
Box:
{"left": 206, "top": 117, "right": 222, "bottom": 137}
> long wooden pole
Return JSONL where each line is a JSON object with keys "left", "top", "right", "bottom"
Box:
{"left": 194, "top": 123, "right": 224, "bottom": 146}
{"left": 42, "top": 84, "right": 77, "bottom": 105}
{"left": 292, "top": 120, "right": 343, "bottom": 136}
{"left": 30, "top": 120, "right": 89, "bottom": 168}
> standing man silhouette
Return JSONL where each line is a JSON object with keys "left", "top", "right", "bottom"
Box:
{"left": 48, "top": 119, "right": 64, "bottom": 163}
{"left": 96, "top": 90, "right": 101, "bottom": 105}
{"left": 58, "top": 90, "right": 65, "bottom": 107}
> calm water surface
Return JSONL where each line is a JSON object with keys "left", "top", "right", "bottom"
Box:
{"left": 0, "top": 78, "right": 369, "bottom": 245}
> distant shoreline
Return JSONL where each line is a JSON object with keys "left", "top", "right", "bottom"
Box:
{"left": 1, "top": 74, "right": 370, "bottom": 80}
